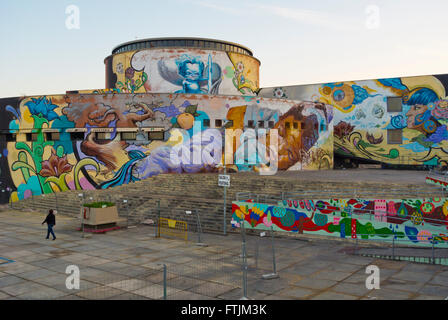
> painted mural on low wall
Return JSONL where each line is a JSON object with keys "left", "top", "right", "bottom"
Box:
{"left": 231, "top": 197, "right": 448, "bottom": 247}
{"left": 0, "top": 93, "right": 333, "bottom": 203}
{"left": 104, "top": 48, "right": 260, "bottom": 96}
{"left": 259, "top": 75, "right": 448, "bottom": 166}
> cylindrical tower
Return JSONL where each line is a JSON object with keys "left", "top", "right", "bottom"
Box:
{"left": 104, "top": 37, "right": 260, "bottom": 96}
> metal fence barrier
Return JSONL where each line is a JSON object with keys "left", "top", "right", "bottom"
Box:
{"left": 158, "top": 217, "right": 188, "bottom": 242}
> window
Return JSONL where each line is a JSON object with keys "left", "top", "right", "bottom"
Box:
{"left": 268, "top": 121, "right": 275, "bottom": 128}
{"left": 224, "top": 120, "right": 234, "bottom": 128}
{"left": 247, "top": 120, "right": 255, "bottom": 128}
{"left": 285, "top": 122, "right": 291, "bottom": 129}
{"left": 26, "top": 133, "right": 39, "bottom": 141}
{"left": 215, "top": 119, "right": 223, "bottom": 128}
{"left": 258, "top": 120, "right": 264, "bottom": 128}
{"left": 0, "top": 133, "right": 16, "bottom": 142}
{"left": 387, "top": 97, "right": 402, "bottom": 112}
{"left": 293, "top": 122, "right": 298, "bottom": 129}
{"left": 45, "top": 132, "right": 60, "bottom": 141}
{"left": 388, "top": 129, "right": 403, "bottom": 144}
{"left": 148, "top": 131, "right": 164, "bottom": 140}
{"left": 121, "top": 132, "right": 137, "bottom": 140}
{"left": 95, "top": 132, "right": 111, "bottom": 141}
{"left": 320, "top": 124, "right": 326, "bottom": 131}
{"left": 203, "top": 119, "right": 210, "bottom": 127}
{"left": 301, "top": 122, "right": 305, "bottom": 129}
{"left": 70, "top": 132, "right": 85, "bottom": 140}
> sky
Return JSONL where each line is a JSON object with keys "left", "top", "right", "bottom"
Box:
{"left": 1, "top": 0, "right": 448, "bottom": 98}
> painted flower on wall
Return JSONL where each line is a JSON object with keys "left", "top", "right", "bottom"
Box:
{"left": 25, "top": 97, "right": 59, "bottom": 121}
{"left": 125, "top": 67, "right": 135, "bottom": 80}
{"left": 273, "top": 87, "right": 287, "bottom": 99}
{"left": 236, "top": 62, "right": 244, "bottom": 73}
{"left": 116, "top": 63, "right": 124, "bottom": 74}
{"left": 39, "top": 148, "right": 73, "bottom": 177}
{"left": 431, "top": 100, "right": 448, "bottom": 119}
{"left": 334, "top": 121, "right": 355, "bottom": 140}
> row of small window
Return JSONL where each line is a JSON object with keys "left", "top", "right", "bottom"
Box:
{"left": 0, "top": 131, "right": 165, "bottom": 142}
{"left": 387, "top": 97, "right": 403, "bottom": 112}
{"left": 113, "top": 39, "right": 252, "bottom": 56}
{"left": 204, "top": 119, "right": 326, "bottom": 131}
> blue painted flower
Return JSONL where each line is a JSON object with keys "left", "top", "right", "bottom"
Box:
{"left": 25, "top": 97, "right": 59, "bottom": 121}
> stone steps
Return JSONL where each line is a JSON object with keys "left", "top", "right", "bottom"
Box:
{"left": 10, "top": 172, "right": 445, "bottom": 234}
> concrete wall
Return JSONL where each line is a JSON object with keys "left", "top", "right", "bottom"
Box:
{"left": 232, "top": 196, "right": 448, "bottom": 247}
{"left": 104, "top": 48, "right": 260, "bottom": 95}
{"left": 259, "top": 74, "right": 448, "bottom": 166}
{"left": 0, "top": 93, "right": 333, "bottom": 204}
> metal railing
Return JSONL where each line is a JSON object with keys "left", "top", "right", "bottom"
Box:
{"left": 350, "top": 233, "right": 448, "bottom": 265}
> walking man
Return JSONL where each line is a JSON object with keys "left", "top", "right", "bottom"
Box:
{"left": 42, "top": 209, "right": 56, "bottom": 240}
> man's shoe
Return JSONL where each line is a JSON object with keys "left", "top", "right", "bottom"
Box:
{"left": 52, "top": 238, "right": 56, "bottom": 240}
{"left": 45, "top": 237, "right": 49, "bottom": 239}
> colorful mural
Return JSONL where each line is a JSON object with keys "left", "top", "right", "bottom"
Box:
{"left": 259, "top": 75, "right": 448, "bottom": 166}
{"left": 232, "top": 197, "right": 448, "bottom": 247}
{"left": 0, "top": 93, "right": 333, "bottom": 204}
{"left": 105, "top": 48, "right": 260, "bottom": 95}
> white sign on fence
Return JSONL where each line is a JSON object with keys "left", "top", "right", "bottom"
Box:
{"left": 218, "top": 174, "right": 230, "bottom": 187}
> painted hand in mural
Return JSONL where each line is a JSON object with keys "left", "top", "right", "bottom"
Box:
{"left": 80, "top": 132, "right": 128, "bottom": 175}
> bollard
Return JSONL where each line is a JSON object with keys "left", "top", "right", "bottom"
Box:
{"left": 240, "top": 222, "right": 249, "bottom": 300}
{"left": 262, "top": 226, "right": 279, "bottom": 280}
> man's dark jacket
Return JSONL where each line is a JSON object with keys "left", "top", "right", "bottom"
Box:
{"left": 42, "top": 213, "right": 56, "bottom": 226}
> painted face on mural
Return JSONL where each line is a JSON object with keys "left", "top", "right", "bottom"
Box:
{"left": 405, "top": 104, "right": 428, "bottom": 130}
{"left": 184, "top": 63, "right": 201, "bottom": 81}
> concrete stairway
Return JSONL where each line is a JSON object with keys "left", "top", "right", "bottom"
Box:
{"left": 11, "top": 172, "right": 446, "bottom": 234}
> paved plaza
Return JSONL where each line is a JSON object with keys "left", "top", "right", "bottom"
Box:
{"left": 0, "top": 208, "right": 447, "bottom": 300}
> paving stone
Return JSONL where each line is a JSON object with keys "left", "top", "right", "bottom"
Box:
{"left": 277, "top": 287, "right": 316, "bottom": 299}
{"left": 331, "top": 282, "right": 374, "bottom": 296}
{"left": 0, "top": 275, "right": 26, "bottom": 288}
{"left": 428, "top": 275, "right": 448, "bottom": 286}
{"left": 16, "top": 287, "right": 67, "bottom": 300}
{"left": 76, "top": 286, "right": 125, "bottom": 299}
{"left": 419, "top": 284, "right": 448, "bottom": 297}
{"left": 107, "top": 279, "right": 149, "bottom": 292}
{"left": 311, "top": 270, "right": 354, "bottom": 282}
{"left": 190, "top": 282, "right": 236, "bottom": 297}
{"left": 364, "top": 288, "right": 413, "bottom": 300}
{"left": 293, "top": 278, "right": 338, "bottom": 290}
{"left": 252, "top": 278, "right": 290, "bottom": 295}
{"left": 1, "top": 282, "right": 46, "bottom": 296}
{"left": 16, "top": 268, "right": 56, "bottom": 281}
{"left": 391, "top": 271, "right": 434, "bottom": 283}
{"left": 311, "top": 291, "right": 359, "bottom": 300}
{"left": 132, "top": 284, "right": 179, "bottom": 299}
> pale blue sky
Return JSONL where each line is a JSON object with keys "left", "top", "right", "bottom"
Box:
{"left": 1, "top": 0, "right": 448, "bottom": 98}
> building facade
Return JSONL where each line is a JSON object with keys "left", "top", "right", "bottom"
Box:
{"left": 0, "top": 38, "right": 334, "bottom": 204}
{"left": 260, "top": 74, "right": 448, "bottom": 168}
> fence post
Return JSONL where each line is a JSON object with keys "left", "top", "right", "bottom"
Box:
{"left": 156, "top": 200, "right": 161, "bottom": 238}
{"left": 392, "top": 234, "right": 395, "bottom": 260}
{"left": 262, "top": 225, "right": 279, "bottom": 280}
{"left": 54, "top": 192, "right": 59, "bottom": 213}
{"left": 195, "top": 209, "right": 207, "bottom": 247}
{"left": 432, "top": 237, "right": 435, "bottom": 265}
{"left": 240, "top": 222, "right": 249, "bottom": 300}
{"left": 163, "top": 264, "right": 167, "bottom": 300}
